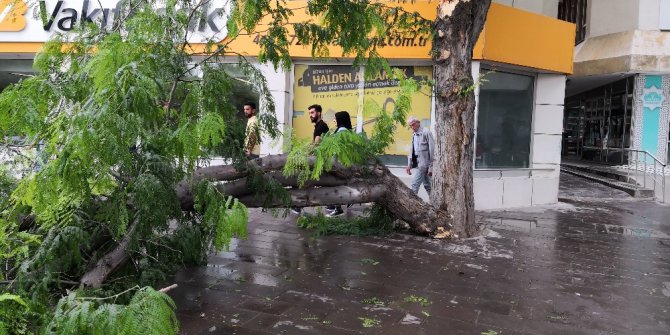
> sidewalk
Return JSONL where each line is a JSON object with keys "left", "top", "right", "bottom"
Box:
{"left": 169, "top": 174, "right": 670, "bottom": 334}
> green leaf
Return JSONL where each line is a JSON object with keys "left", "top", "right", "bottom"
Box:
{"left": 0, "top": 293, "right": 28, "bottom": 308}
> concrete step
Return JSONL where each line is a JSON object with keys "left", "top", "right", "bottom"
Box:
{"left": 561, "top": 161, "right": 634, "bottom": 183}
{"left": 560, "top": 166, "right": 655, "bottom": 198}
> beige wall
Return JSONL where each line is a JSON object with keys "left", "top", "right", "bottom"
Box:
{"left": 493, "top": 0, "right": 559, "bottom": 18}
{"left": 588, "top": 0, "right": 640, "bottom": 37}
{"left": 639, "top": 0, "right": 661, "bottom": 30}
{"left": 588, "top": 0, "right": 663, "bottom": 38}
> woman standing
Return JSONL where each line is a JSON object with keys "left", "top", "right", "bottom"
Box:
{"left": 326, "top": 111, "right": 353, "bottom": 217}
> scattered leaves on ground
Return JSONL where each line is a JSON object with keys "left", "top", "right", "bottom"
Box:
{"left": 404, "top": 295, "right": 432, "bottom": 307}
{"left": 359, "top": 258, "right": 380, "bottom": 265}
{"left": 358, "top": 317, "right": 381, "bottom": 328}
{"left": 361, "top": 297, "right": 385, "bottom": 307}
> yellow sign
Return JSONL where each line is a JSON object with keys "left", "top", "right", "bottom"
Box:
{"left": 224, "top": 2, "right": 575, "bottom": 74}
{"left": 292, "top": 65, "right": 432, "bottom": 156}
{"left": 0, "top": 0, "right": 27, "bottom": 32}
{"left": 225, "top": 1, "right": 436, "bottom": 59}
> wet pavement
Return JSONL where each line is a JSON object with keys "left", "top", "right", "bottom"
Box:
{"left": 559, "top": 172, "right": 633, "bottom": 200}
{"left": 169, "top": 173, "right": 670, "bottom": 334}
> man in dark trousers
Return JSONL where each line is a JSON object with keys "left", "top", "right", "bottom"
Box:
{"left": 406, "top": 116, "right": 434, "bottom": 196}
{"left": 291, "top": 104, "right": 329, "bottom": 214}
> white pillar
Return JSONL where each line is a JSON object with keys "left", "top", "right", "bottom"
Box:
{"left": 256, "top": 63, "right": 291, "bottom": 155}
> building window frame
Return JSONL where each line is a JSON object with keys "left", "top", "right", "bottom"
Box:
{"left": 474, "top": 66, "right": 537, "bottom": 170}
{"left": 558, "top": 0, "right": 588, "bottom": 45}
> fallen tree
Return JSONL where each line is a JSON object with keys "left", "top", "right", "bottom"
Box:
{"left": 81, "top": 154, "right": 452, "bottom": 288}
{"left": 177, "top": 154, "right": 451, "bottom": 233}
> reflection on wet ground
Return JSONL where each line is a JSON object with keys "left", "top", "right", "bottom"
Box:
{"left": 170, "top": 173, "right": 670, "bottom": 334}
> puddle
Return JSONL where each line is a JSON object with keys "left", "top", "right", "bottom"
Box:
{"left": 465, "top": 263, "right": 488, "bottom": 272}
{"left": 285, "top": 290, "right": 334, "bottom": 303}
{"left": 273, "top": 321, "right": 293, "bottom": 328}
{"left": 239, "top": 272, "right": 282, "bottom": 287}
{"left": 203, "top": 265, "right": 236, "bottom": 278}
{"left": 592, "top": 223, "right": 669, "bottom": 238}
{"left": 482, "top": 228, "right": 503, "bottom": 238}
{"left": 481, "top": 202, "right": 580, "bottom": 214}
{"left": 442, "top": 237, "right": 514, "bottom": 259}
{"left": 482, "top": 217, "right": 538, "bottom": 233}
{"left": 400, "top": 314, "right": 422, "bottom": 325}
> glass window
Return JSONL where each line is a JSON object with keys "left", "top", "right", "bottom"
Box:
{"left": 475, "top": 71, "right": 534, "bottom": 169}
{"left": 292, "top": 65, "right": 432, "bottom": 160}
{"left": 558, "top": 0, "right": 588, "bottom": 44}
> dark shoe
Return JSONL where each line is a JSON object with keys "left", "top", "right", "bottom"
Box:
{"left": 326, "top": 207, "right": 344, "bottom": 217}
{"left": 290, "top": 207, "right": 302, "bottom": 214}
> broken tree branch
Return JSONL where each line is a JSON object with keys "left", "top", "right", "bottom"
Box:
{"left": 80, "top": 219, "right": 139, "bottom": 288}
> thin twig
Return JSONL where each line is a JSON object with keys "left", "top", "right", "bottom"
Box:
{"left": 76, "top": 285, "right": 140, "bottom": 300}
{"left": 158, "top": 283, "right": 178, "bottom": 293}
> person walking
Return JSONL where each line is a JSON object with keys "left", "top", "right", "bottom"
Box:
{"left": 405, "top": 116, "right": 434, "bottom": 196}
{"left": 309, "top": 104, "right": 329, "bottom": 144}
{"left": 291, "top": 104, "right": 329, "bottom": 214}
{"left": 325, "top": 111, "right": 353, "bottom": 217}
{"left": 243, "top": 102, "right": 260, "bottom": 159}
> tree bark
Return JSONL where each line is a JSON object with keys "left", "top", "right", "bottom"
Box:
{"left": 80, "top": 220, "right": 138, "bottom": 288}
{"left": 431, "top": 0, "right": 491, "bottom": 237}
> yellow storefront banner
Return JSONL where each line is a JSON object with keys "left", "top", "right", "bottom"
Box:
{"left": 292, "top": 64, "right": 432, "bottom": 156}
{"left": 224, "top": 1, "right": 436, "bottom": 60}
{"left": 224, "top": 2, "right": 574, "bottom": 74}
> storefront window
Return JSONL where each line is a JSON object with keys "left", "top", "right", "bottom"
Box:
{"left": 475, "top": 71, "right": 534, "bottom": 169}
{"left": 292, "top": 64, "right": 432, "bottom": 161}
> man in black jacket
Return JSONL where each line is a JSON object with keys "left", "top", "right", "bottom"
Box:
{"left": 291, "top": 104, "right": 329, "bottom": 214}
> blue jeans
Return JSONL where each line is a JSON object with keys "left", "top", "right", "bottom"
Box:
{"left": 411, "top": 168, "right": 431, "bottom": 195}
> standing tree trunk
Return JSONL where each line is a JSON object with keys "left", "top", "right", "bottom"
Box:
{"left": 431, "top": 0, "right": 491, "bottom": 237}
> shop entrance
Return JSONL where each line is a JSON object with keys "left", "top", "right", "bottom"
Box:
{"left": 562, "top": 76, "right": 634, "bottom": 165}
{"left": 0, "top": 59, "right": 33, "bottom": 92}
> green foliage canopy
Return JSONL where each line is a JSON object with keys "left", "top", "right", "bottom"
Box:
{"left": 0, "top": 0, "right": 432, "bottom": 333}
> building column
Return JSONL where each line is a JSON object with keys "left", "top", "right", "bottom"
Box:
{"left": 530, "top": 73, "right": 566, "bottom": 205}
{"left": 256, "top": 63, "right": 291, "bottom": 155}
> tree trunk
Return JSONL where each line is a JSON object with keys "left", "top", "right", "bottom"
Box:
{"left": 177, "top": 155, "right": 452, "bottom": 234}
{"left": 431, "top": 0, "right": 491, "bottom": 238}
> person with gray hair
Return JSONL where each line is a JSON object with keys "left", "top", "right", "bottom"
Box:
{"left": 405, "top": 116, "right": 434, "bottom": 196}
